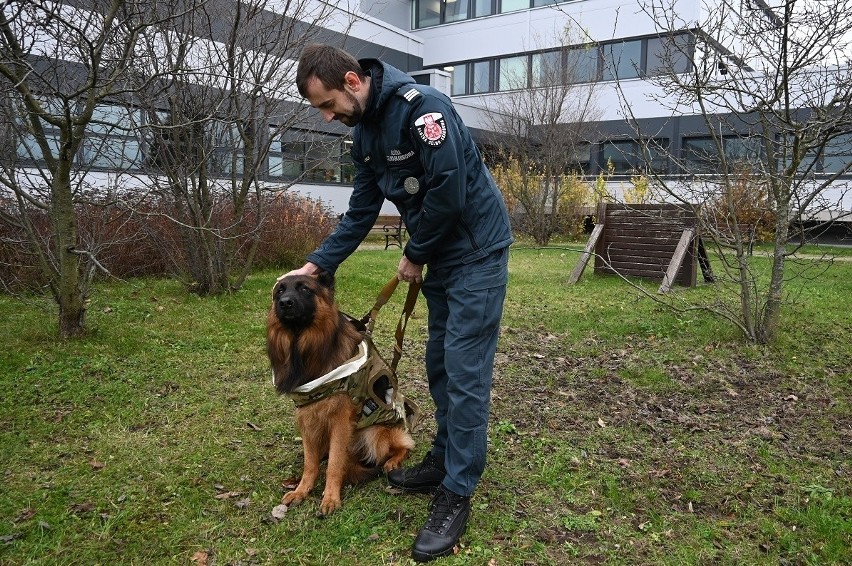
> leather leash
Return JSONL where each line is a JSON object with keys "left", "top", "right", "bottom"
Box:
{"left": 362, "top": 276, "right": 421, "bottom": 373}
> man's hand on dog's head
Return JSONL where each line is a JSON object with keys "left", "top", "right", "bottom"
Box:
{"left": 274, "top": 262, "right": 321, "bottom": 291}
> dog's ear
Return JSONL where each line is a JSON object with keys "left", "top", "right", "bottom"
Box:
{"left": 316, "top": 270, "right": 335, "bottom": 292}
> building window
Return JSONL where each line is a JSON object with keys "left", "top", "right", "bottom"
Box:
{"left": 822, "top": 133, "right": 852, "bottom": 174}
{"left": 341, "top": 139, "right": 355, "bottom": 183}
{"left": 474, "top": 0, "right": 494, "bottom": 17}
{"left": 602, "top": 40, "right": 642, "bottom": 81}
{"left": 499, "top": 0, "right": 529, "bottom": 13}
{"left": 646, "top": 34, "right": 693, "bottom": 76}
{"left": 269, "top": 129, "right": 306, "bottom": 179}
{"left": 451, "top": 65, "right": 468, "bottom": 96}
{"left": 531, "top": 50, "right": 562, "bottom": 87}
{"left": 566, "top": 45, "right": 600, "bottom": 83}
{"left": 603, "top": 139, "right": 669, "bottom": 174}
{"left": 303, "top": 139, "right": 342, "bottom": 182}
{"left": 682, "top": 136, "right": 764, "bottom": 174}
{"left": 269, "top": 129, "right": 353, "bottom": 183}
{"left": 472, "top": 60, "right": 493, "bottom": 93}
{"left": 567, "top": 143, "right": 592, "bottom": 174}
{"left": 17, "top": 132, "right": 61, "bottom": 163}
{"left": 78, "top": 103, "right": 144, "bottom": 170}
{"left": 415, "top": 0, "right": 442, "bottom": 28}
{"left": 206, "top": 120, "right": 244, "bottom": 176}
{"left": 444, "top": 0, "right": 470, "bottom": 23}
{"left": 429, "top": 32, "right": 693, "bottom": 94}
{"left": 498, "top": 55, "right": 528, "bottom": 91}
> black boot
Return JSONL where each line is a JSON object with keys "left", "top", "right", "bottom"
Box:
{"left": 412, "top": 485, "right": 471, "bottom": 562}
{"left": 387, "top": 451, "right": 446, "bottom": 493}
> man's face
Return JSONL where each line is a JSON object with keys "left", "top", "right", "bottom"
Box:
{"left": 304, "top": 73, "right": 365, "bottom": 127}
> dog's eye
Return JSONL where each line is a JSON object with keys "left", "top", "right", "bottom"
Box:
{"left": 297, "top": 283, "right": 313, "bottom": 295}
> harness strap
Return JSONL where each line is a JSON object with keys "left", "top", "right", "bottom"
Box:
{"left": 362, "top": 276, "right": 420, "bottom": 373}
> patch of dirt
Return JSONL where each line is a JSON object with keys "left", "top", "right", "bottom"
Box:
{"left": 485, "top": 326, "right": 849, "bottom": 563}
{"left": 492, "top": 328, "right": 849, "bottom": 465}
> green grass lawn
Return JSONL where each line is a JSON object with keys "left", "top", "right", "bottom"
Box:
{"left": 1, "top": 245, "right": 849, "bottom": 565}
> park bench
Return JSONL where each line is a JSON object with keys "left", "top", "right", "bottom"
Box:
{"left": 370, "top": 214, "right": 405, "bottom": 249}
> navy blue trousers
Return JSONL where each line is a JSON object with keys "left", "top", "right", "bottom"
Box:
{"left": 420, "top": 247, "right": 508, "bottom": 496}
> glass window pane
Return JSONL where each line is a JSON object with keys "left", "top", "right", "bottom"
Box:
{"left": 416, "top": 0, "right": 441, "bottom": 28}
{"left": 603, "top": 40, "right": 642, "bottom": 81}
{"left": 683, "top": 137, "right": 719, "bottom": 173}
{"left": 602, "top": 139, "right": 667, "bottom": 173}
{"left": 269, "top": 154, "right": 283, "bottom": 177}
{"left": 472, "top": 61, "right": 491, "bottom": 93}
{"left": 500, "top": 0, "right": 529, "bottom": 13}
{"left": 209, "top": 120, "right": 243, "bottom": 149}
{"left": 722, "top": 137, "right": 763, "bottom": 173}
{"left": 340, "top": 139, "right": 354, "bottom": 183}
{"left": 305, "top": 139, "right": 341, "bottom": 182}
{"left": 445, "top": 0, "right": 469, "bottom": 22}
{"left": 474, "top": 0, "right": 493, "bottom": 17}
{"left": 646, "top": 33, "right": 692, "bottom": 76}
{"left": 823, "top": 133, "right": 852, "bottom": 173}
{"left": 683, "top": 136, "right": 760, "bottom": 173}
{"left": 414, "top": 0, "right": 439, "bottom": 28}
{"left": 566, "top": 45, "right": 598, "bottom": 83}
{"left": 83, "top": 137, "right": 142, "bottom": 169}
{"left": 645, "top": 139, "right": 669, "bottom": 173}
{"left": 17, "top": 132, "right": 60, "bottom": 162}
{"left": 568, "top": 143, "right": 591, "bottom": 173}
{"left": 88, "top": 105, "right": 139, "bottom": 135}
{"left": 451, "top": 65, "right": 468, "bottom": 95}
{"left": 531, "top": 51, "right": 561, "bottom": 87}
{"left": 532, "top": 0, "right": 559, "bottom": 6}
{"left": 603, "top": 140, "right": 639, "bottom": 174}
{"left": 499, "top": 55, "right": 527, "bottom": 91}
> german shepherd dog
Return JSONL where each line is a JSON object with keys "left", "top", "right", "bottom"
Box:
{"left": 267, "top": 272, "right": 414, "bottom": 516}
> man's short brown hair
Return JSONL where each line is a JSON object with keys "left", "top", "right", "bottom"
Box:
{"left": 296, "top": 44, "right": 366, "bottom": 98}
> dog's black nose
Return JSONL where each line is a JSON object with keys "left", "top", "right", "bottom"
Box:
{"left": 279, "top": 297, "right": 295, "bottom": 310}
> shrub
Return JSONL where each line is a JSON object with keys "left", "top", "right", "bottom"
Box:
{"left": 0, "top": 191, "right": 335, "bottom": 293}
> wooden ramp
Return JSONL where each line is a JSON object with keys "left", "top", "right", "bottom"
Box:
{"left": 569, "top": 203, "right": 714, "bottom": 293}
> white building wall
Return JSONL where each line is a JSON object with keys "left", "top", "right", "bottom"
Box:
{"left": 411, "top": 1, "right": 702, "bottom": 66}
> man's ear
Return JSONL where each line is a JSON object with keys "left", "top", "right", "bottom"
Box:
{"left": 343, "top": 70, "right": 362, "bottom": 91}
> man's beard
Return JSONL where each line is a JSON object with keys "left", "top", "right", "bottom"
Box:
{"left": 337, "top": 90, "right": 364, "bottom": 126}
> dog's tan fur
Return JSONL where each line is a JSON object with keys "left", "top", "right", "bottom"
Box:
{"left": 266, "top": 273, "right": 414, "bottom": 515}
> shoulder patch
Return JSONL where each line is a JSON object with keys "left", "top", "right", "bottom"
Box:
{"left": 414, "top": 112, "right": 446, "bottom": 147}
{"left": 398, "top": 87, "right": 421, "bottom": 102}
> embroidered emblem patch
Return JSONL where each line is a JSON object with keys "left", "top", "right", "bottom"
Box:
{"left": 404, "top": 177, "right": 420, "bottom": 194}
{"left": 414, "top": 112, "right": 446, "bottom": 147}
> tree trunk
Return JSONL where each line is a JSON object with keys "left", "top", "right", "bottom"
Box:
{"left": 51, "top": 167, "right": 86, "bottom": 338}
{"left": 757, "top": 204, "right": 791, "bottom": 344}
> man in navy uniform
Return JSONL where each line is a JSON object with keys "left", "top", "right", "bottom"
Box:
{"left": 281, "top": 44, "right": 513, "bottom": 562}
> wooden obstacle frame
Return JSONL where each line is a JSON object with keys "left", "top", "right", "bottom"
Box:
{"left": 569, "top": 203, "right": 714, "bottom": 293}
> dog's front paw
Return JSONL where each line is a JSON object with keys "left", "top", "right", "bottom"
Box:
{"left": 282, "top": 490, "right": 307, "bottom": 507}
{"left": 319, "top": 494, "right": 342, "bottom": 516}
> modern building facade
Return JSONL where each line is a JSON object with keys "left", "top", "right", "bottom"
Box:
{"left": 6, "top": 0, "right": 851, "bottom": 221}
{"left": 290, "top": 0, "right": 851, "bottom": 222}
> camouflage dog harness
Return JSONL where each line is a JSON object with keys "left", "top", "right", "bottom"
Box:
{"left": 285, "top": 317, "right": 421, "bottom": 431}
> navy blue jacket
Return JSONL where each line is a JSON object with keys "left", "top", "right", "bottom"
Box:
{"left": 307, "top": 60, "right": 513, "bottom": 272}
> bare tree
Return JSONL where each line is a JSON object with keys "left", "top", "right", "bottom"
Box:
{"left": 126, "top": 0, "right": 346, "bottom": 295}
{"left": 481, "top": 25, "right": 602, "bottom": 246}
{"left": 622, "top": 0, "right": 852, "bottom": 343}
{"left": 0, "top": 0, "right": 178, "bottom": 337}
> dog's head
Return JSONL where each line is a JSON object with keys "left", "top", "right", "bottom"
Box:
{"left": 271, "top": 271, "right": 336, "bottom": 330}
